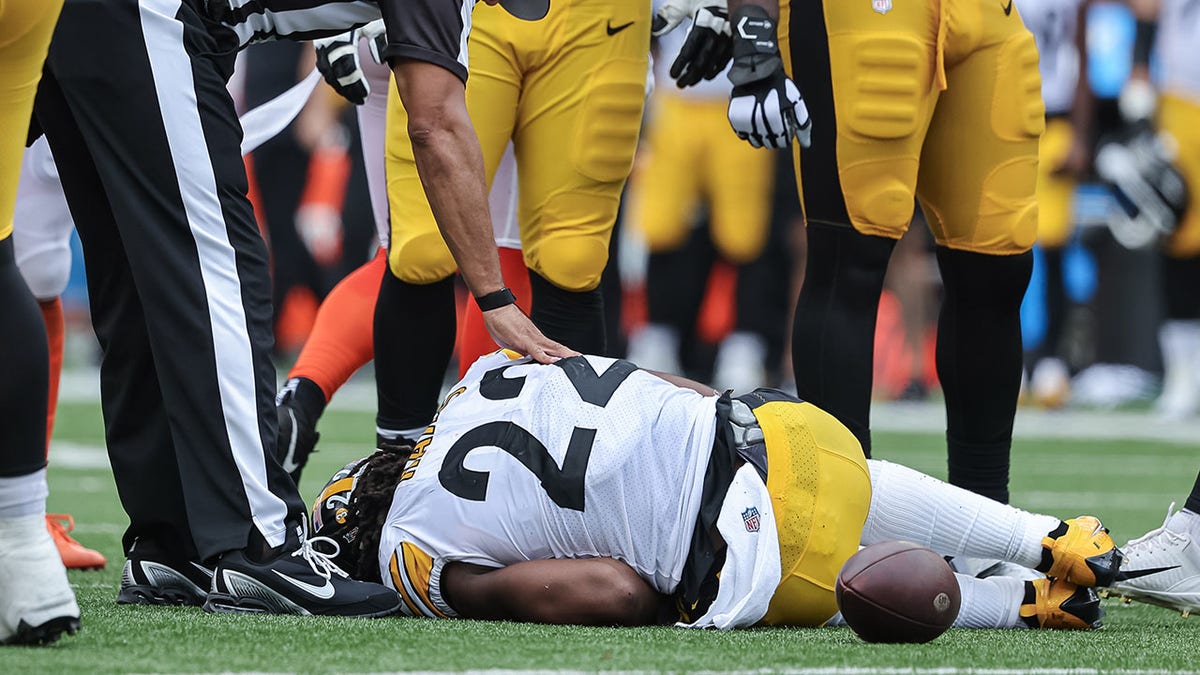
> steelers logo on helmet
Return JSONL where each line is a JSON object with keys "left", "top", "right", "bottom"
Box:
{"left": 311, "top": 456, "right": 372, "bottom": 570}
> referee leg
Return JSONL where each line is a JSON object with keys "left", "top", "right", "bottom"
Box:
{"left": 35, "top": 69, "right": 202, "bottom": 560}
{"left": 38, "top": 0, "right": 304, "bottom": 559}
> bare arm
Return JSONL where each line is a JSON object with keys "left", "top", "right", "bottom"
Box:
{"left": 1057, "top": 0, "right": 1096, "bottom": 177}
{"left": 1126, "top": 0, "right": 1161, "bottom": 18}
{"left": 390, "top": 59, "right": 502, "bottom": 299}
{"left": 389, "top": 60, "right": 577, "bottom": 363}
{"left": 441, "top": 558, "right": 665, "bottom": 626}
{"left": 645, "top": 370, "right": 720, "bottom": 396}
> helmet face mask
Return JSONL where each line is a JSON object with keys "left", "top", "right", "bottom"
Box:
{"left": 311, "top": 456, "right": 373, "bottom": 571}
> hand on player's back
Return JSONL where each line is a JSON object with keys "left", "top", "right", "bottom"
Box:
{"left": 483, "top": 304, "right": 579, "bottom": 364}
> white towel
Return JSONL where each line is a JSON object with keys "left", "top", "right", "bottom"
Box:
{"left": 678, "top": 463, "right": 781, "bottom": 629}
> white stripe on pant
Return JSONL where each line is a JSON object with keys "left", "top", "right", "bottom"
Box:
{"left": 139, "top": 0, "right": 289, "bottom": 547}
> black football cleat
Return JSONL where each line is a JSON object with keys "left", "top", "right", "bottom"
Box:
{"left": 117, "top": 538, "right": 214, "bottom": 607}
{"left": 4, "top": 616, "right": 81, "bottom": 646}
{"left": 204, "top": 525, "right": 402, "bottom": 617}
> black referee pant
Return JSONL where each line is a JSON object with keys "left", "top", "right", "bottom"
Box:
{"left": 34, "top": 0, "right": 305, "bottom": 561}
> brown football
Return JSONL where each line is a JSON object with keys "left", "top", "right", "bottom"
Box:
{"left": 835, "top": 540, "right": 961, "bottom": 643}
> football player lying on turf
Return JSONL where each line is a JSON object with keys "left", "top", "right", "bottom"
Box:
{"left": 311, "top": 352, "right": 1122, "bottom": 630}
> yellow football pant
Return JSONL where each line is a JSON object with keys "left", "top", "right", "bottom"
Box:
{"left": 386, "top": 0, "right": 649, "bottom": 291}
{"left": 1160, "top": 94, "right": 1200, "bottom": 259}
{"left": 631, "top": 92, "right": 775, "bottom": 264}
{"left": 751, "top": 400, "right": 872, "bottom": 627}
{"left": 1, "top": 0, "right": 64, "bottom": 242}
{"left": 781, "top": 0, "right": 1044, "bottom": 254}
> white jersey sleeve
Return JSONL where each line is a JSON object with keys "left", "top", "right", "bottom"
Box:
{"left": 1018, "top": 0, "right": 1082, "bottom": 115}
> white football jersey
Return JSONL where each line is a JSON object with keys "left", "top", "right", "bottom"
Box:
{"left": 376, "top": 351, "right": 718, "bottom": 618}
{"left": 1157, "top": 0, "right": 1200, "bottom": 101}
{"left": 1019, "top": 0, "right": 1083, "bottom": 115}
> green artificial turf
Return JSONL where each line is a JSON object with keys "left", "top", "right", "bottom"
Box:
{"left": 6, "top": 400, "right": 1198, "bottom": 673}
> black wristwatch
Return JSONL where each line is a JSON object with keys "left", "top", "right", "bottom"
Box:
{"left": 475, "top": 287, "right": 517, "bottom": 312}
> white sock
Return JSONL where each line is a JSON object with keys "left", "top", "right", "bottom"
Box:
{"left": 863, "top": 460, "right": 1060, "bottom": 569}
{"left": 0, "top": 468, "right": 48, "bottom": 519}
{"left": 954, "top": 574, "right": 1025, "bottom": 629}
{"left": 377, "top": 426, "right": 426, "bottom": 444}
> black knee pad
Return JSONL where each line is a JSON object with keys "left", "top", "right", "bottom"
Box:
{"left": 529, "top": 271, "right": 606, "bottom": 355}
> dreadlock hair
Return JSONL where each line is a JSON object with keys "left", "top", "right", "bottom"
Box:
{"left": 348, "top": 441, "right": 415, "bottom": 583}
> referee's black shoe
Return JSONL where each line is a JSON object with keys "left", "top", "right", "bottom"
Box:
{"left": 117, "top": 538, "right": 214, "bottom": 607}
{"left": 204, "top": 524, "right": 402, "bottom": 617}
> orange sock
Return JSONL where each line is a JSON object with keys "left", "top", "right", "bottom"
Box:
{"left": 289, "top": 249, "right": 386, "bottom": 400}
{"left": 40, "top": 297, "right": 64, "bottom": 458}
{"left": 458, "top": 247, "right": 532, "bottom": 377}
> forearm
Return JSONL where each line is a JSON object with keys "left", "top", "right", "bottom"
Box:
{"left": 1126, "top": 0, "right": 1160, "bottom": 20}
{"left": 391, "top": 61, "right": 504, "bottom": 298}
{"left": 646, "top": 370, "right": 720, "bottom": 396}
{"left": 1068, "top": 3, "right": 1094, "bottom": 140}
{"left": 409, "top": 122, "right": 504, "bottom": 297}
{"left": 443, "top": 558, "right": 664, "bottom": 626}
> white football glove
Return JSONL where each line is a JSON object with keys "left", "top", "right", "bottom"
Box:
{"left": 313, "top": 19, "right": 387, "bottom": 105}
{"left": 726, "top": 6, "right": 810, "bottom": 149}
{"left": 652, "top": 0, "right": 711, "bottom": 36}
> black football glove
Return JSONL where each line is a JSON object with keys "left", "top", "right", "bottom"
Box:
{"left": 313, "top": 19, "right": 386, "bottom": 105}
{"left": 669, "top": 6, "right": 732, "bottom": 88}
{"left": 726, "top": 5, "right": 810, "bottom": 149}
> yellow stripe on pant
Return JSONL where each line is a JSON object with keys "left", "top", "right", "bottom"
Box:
{"left": 385, "top": 0, "right": 649, "bottom": 291}
{"left": 0, "top": 0, "right": 65, "bottom": 241}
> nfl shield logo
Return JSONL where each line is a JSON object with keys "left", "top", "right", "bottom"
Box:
{"left": 872, "top": 0, "right": 892, "bottom": 14}
{"left": 741, "top": 507, "right": 761, "bottom": 533}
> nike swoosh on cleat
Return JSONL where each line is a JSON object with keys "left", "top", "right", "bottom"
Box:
{"left": 1115, "top": 565, "right": 1181, "bottom": 581}
{"left": 281, "top": 409, "right": 301, "bottom": 474}
{"left": 272, "top": 570, "right": 336, "bottom": 599}
{"left": 606, "top": 20, "right": 634, "bottom": 36}
{"left": 1002, "top": 0, "right": 1014, "bottom": 15}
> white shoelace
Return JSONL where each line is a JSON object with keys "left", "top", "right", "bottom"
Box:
{"left": 1125, "top": 502, "right": 1188, "bottom": 558}
{"left": 293, "top": 528, "right": 350, "bottom": 580}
